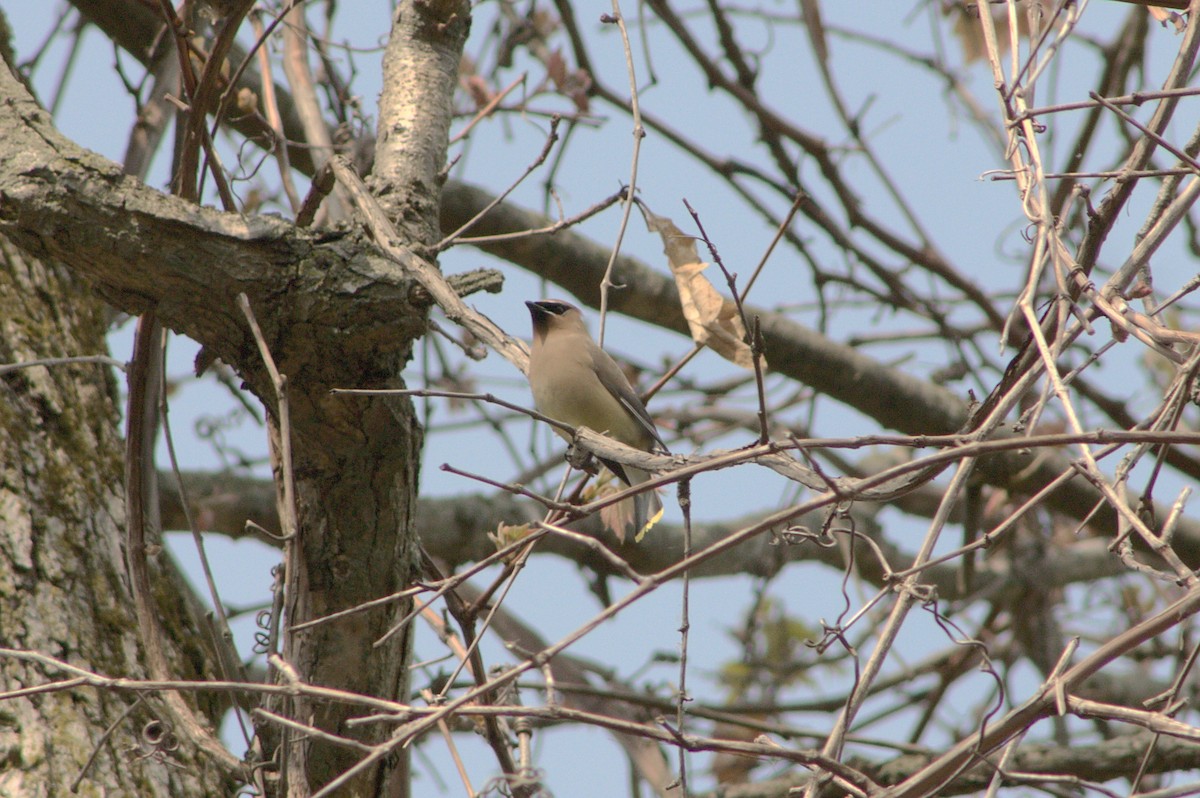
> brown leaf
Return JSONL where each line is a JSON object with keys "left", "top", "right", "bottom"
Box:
{"left": 564, "top": 68, "right": 592, "bottom": 114}
{"left": 235, "top": 87, "right": 258, "bottom": 115}
{"left": 584, "top": 476, "right": 631, "bottom": 544}
{"left": 546, "top": 49, "right": 567, "bottom": 90}
{"left": 462, "top": 75, "right": 493, "bottom": 110}
{"left": 642, "top": 206, "right": 759, "bottom": 370}
{"left": 1149, "top": 7, "right": 1187, "bottom": 32}
{"left": 947, "top": 2, "right": 1030, "bottom": 64}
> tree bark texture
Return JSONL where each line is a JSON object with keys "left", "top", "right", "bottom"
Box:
{"left": 374, "top": 0, "right": 470, "bottom": 245}
{"left": 0, "top": 238, "right": 232, "bottom": 795}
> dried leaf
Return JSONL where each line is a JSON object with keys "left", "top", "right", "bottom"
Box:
{"left": 235, "top": 87, "right": 258, "bottom": 115}
{"left": 584, "top": 475, "right": 632, "bottom": 544}
{"left": 948, "top": 2, "right": 1032, "bottom": 64}
{"left": 1149, "top": 8, "right": 1186, "bottom": 32}
{"left": 642, "top": 206, "right": 760, "bottom": 370}
{"left": 546, "top": 49, "right": 567, "bottom": 90}
{"left": 531, "top": 9, "right": 559, "bottom": 38}
{"left": 564, "top": 69, "right": 592, "bottom": 115}
{"left": 546, "top": 50, "right": 591, "bottom": 114}
{"left": 463, "top": 75, "right": 493, "bottom": 109}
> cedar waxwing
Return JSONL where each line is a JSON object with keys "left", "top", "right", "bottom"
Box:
{"left": 526, "top": 299, "right": 666, "bottom": 541}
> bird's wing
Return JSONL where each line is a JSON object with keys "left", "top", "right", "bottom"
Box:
{"left": 591, "top": 349, "right": 668, "bottom": 452}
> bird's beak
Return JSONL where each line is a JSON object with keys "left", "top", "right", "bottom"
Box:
{"left": 526, "top": 300, "right": 549, "bottom": 321}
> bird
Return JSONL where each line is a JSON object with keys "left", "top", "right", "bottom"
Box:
{"left": 525, "top": 299, "right": 666, "bottom": 541}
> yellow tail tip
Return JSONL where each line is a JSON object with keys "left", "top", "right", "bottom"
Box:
{"left": 634, "top": 506, "right": 665, "bottom": 543}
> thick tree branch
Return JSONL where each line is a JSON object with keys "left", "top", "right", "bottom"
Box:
{"left": 158, "top": 469, "right": 1129, "bottom": 609}
{"left": 0, "top": 61, "right": 424, "bottom": 388}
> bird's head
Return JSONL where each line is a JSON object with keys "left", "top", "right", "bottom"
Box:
{"left": 526, "top": 299, "right": 586, "bottom": 340}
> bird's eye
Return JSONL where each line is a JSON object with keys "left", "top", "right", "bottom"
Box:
{"left": 545, "top": 302, "right": 568, "bottom": 315}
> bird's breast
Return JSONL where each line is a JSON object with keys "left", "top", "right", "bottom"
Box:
{"left": 529, "top": 349, "right": 647, "bottom": 448}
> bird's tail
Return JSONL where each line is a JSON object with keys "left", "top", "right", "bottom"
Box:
{"left": 600, "top": 466, "right": 663, "bottom": 543}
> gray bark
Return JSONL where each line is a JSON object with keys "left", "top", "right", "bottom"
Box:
{"left": 0, "top": 238, "right": 232, "bottom": 795}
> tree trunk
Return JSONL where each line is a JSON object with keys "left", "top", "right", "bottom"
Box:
{"left": 274, "top": 3, "right": 469, "bottom": 794}
{"left": 0, "top": 238, "right": 232, "bottom": 795}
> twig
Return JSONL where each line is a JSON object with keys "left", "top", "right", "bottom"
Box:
{"left": 371, "top": 535, "right": 550, "bottom": 650}
{"left": 1017, "top": 86, "right": 1200, "bottom": 124}
{"left": 453, "top": 187, "right": 627, "bottom": 246}
{"left": 249, "top": 9, "right": 303, "bottom": 215}
{"left": 237, "top": 292, "right": 300, "bottom": 617}
{"left": 436, "top": 115, "right": 562, "bottom": 252}
{"left": 70, "top": 695, "right": 145, "bottom": 792}
{"left": 674, "top": 477, "right": 694, "bottom": 794}
{"left": 596, "top": 2, "right": 644, "bottom": 347}
{"left": 422, "top": 688, "right": 476, "bottom": 796}
{"left": 439, "top": 463, "right": 579, "bottom": 512}
{"left": 450, "top": 73, "right": 526, "bottom": 145}
{"left": 879, "top": 584, "right": 1200, "bottom": 798}
{"left": 281, "top": 2, "right": 348, "bottom": 222}
{"left": 236, "top": 292, "right": 303, "bottom": 785}
{"left": 537, "top": 522, "right": 645, "bottom": 582}
{"left": 742, "top": 191, "right": 803, "bottom": 301}
{"left": 827, "top": 460, "right": 981, "bottom": 783}
{"left": 122, "top": 313, "right": 244, "bottom": 776}
{"left": 683, "top": 197, "right": 771, "bottom": 443}
{"left": 328, "top": 157, "right": 530, "bottom": 371}
{"left": 423, "top": 560, "right": 533, "bottom": 794}
{"left": 160, "top": 363, "right": 255, "bottom": 751}
{"left": 0, "top": 647, "right": 409, "bottom": 712}
{"left": 252, "top": 707, "right": 374, "bottom": 752}
{"left": 160, "top": 0, "right": 244, "bottom": 207}
{"left": 332, "top": 387, "right": 573, "bottom": 437}
{"left": 0, "top": 355, "right": 127, "bottom": 375}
